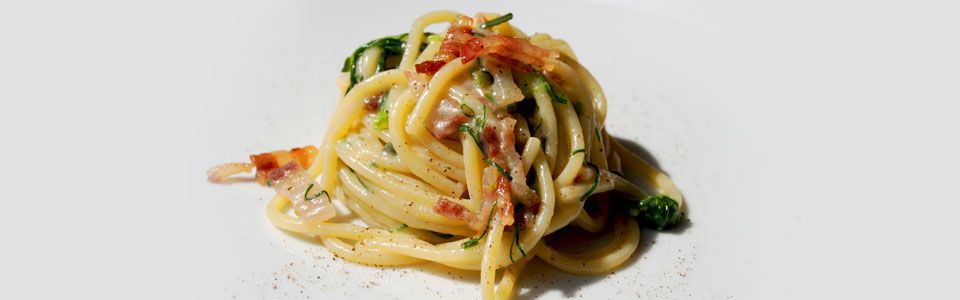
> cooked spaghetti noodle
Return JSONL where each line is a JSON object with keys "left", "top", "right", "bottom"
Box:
{"left": 208, "top": 11, "right": 685, "bottom": 299}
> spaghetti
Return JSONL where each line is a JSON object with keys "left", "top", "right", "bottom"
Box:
{"left": 208, "top": 11, "right": 685, "bottom": 299}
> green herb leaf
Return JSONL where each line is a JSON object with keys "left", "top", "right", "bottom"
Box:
{"left": 459, "top": 125, "right": 485, "bottom": 156}
{"left": 373, "top": 109, "right": 389, "bottom": 129}
{"left": 304, "top": 183, "right": 328, "bottom": 201}
{"left": 341, "top": 56, "right": 351, "bottom": 73}
{"left": 570, "top": 148, "right": 586, "bottom": 157}
{"left": 461, "top": 201, "right": 499, "bottom": 249}
{"left": 372, "top": 92, "right": 390, "bottom": 130}
{"left": 351, "top": 169, "right": 370, "bottom": 190}
{"left": 461, "top": 238, "right": 480, "bottom": 248}
{"left": 535, "top": 73, "right": 568, "bottom": 104}
{"left": 627, "top": 194, "right": 684, "bottom": 230}
{"left": 509, "top": 227, "right": 526, "bottom": 263}
{"left": 472, "top": 70, "right": 493, "bottom": 88}
{"left": 390, "top": 223, "right": 408, "bottom": 232}
{"left": 482, "top": 13, "right": 513, "bottom": 29}
{"left": 476, "top": 104, "right": 487, "bottom": 129}
{"left": 383, "top": 143, "right": 397, "bottom": 156}
{"left": 460, "top": 103, "right": 476, "bottom": 118}
{"left": 472, "top": 69, "right": 494, "bottom": 100}
{"left": 343, "top": 33, "right": 410, "bottom": 93}
{"left": 459, "top": 105, "right": 488, "bottom": 157}
{"left": 578, "top": 162, "right": 600, "bottom": 202}
{"left": 486, "top": 159, "right": 513, "bottom": 180}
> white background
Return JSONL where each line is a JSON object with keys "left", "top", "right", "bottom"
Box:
{"left": 1, "top": 0, "right": 958, "bottom": 299}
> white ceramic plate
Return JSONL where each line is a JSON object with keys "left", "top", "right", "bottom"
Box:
{"left": 4, "top": 0, "right": 958, "bottom": 299}
{"left": 196, "top": 2, "right": 733, "bottom": 298}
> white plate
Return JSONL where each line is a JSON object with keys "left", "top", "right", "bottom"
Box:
{"left": 4, "top": 0, "right": 958, "bottom": 299}
{"left": 197, "top": 3, "right": 731, "bottom": 298}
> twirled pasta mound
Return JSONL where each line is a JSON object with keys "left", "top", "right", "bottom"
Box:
{"left": 208, "top": 11, "right": 685, "bottom": 300}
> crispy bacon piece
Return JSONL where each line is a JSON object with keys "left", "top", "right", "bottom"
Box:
{"left": 496, "top": 175, "right": 515, "bottom": 226}
{"left": 363, "top": 93, "right": 384, "bottom": 112}
{"left": 461, "top": 35, "right": 559, "bottom": 71}
{"left": 414, "top": 25, "right": 473, "bottom": 75}
{"left": 267, "top": 162, "right": 336, "bottom": 222}
{"left": 206, "top": 145, "right": 318, "bottom": 185}
{"left": 435, "top": 166, "right": 517, "bottom": 231}
{"left": 433, "top": 198, "right": 479, "bottom": 228}
{"left": 435, "top": 25, "right": 474, "bottom": 62}
{"left": 206, "top": 163, "right": 253, "bottom": 183}
{"left": 480, "top": 117, "right": 533, "bottom": 200}
{"left": 478, "top": 167, "right": 515, "bottom": 228}
{"left": 249, "top": 145, "right": 318, "bottom": 185}
{"left": 428, "top": 98, "right": 470, "bottom": 139}
{"left": 482, "top": 125, "right": 500, "bottom": 157}
{"left": 414, "top": 60, "right": 448, "bottom": 75}
{"left": 414, "top": 23, "right": 559, "bottom": 75}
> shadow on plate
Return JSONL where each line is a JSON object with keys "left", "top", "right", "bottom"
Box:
{"left": 614, "top": 137, "right": 663, "bottom": 171}
{"left": 513, "top": 219, "right": 693, "bottom": 299}
{"left": 508, "top": 136, "right": 693, "bottom": 298}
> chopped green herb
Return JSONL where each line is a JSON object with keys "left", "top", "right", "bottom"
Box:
{"left": 383, "top": 143, "right": 397, "bottom": 156}
{"left": 516, "top": 232, "right": 526, "bottom": 257}
{"left": 509, "top": 227, "right": 527, "bottom": 263}
{"left": 472, "top": 69, "right": 494, "bottom": 100}
{"left": 481, "top": 13, "right": 513, "bottom": 29}
{"left": 578, "top": 162, "right": 600, "bottom": 202}
{"left": 459, "top": 125, "right": 485, "bottom": 156}
{"left": 352, "top": 170, "right": 370, "bottom": 190}
{"left": 461, "top": 201, "right": 499, "bottom": 249}
{"left": 460, "top": 103, "right": 476, "bottom": 118}
{"left": 390, "top": 223, "right": 409, "bottom": 232}
{"left": 459, "top": 105, "right": 488, "bottom": 157}
{"left": 369, "top": 162, "right": 379, "bottom": 169}
{"left": 627, "top": 194, "right": 684, "bottom": 230}
{"left": 373, "top": 109, "right": 389, "bottom": 129}
{"left": 486, "top": 159, "right": 513, "bottom": 180}
{"left": 476, "top": 104, "right": 487, "bottom": 129}
{"left": 372, "top": 92, "right": 390, "bottom": 130}
{"left": 342, "top": 33, "right": 410, "bottom": 93}
{"left": 534, "top": 73, "right": 568, "bottom": 104}
{"left": 461, "top": 238, "right": 480, "bottom": 248}
{"left": 473, "top": 69, "right": 493, "bottom": 87}
{"left": 570, "top": 148, "right": 586, "bottom": 157}
{"left": 304, "top": 183, "right": 328, "bottom": 201}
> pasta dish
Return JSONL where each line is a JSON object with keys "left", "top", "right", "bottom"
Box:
{"left": 208, "top": 11, "right": 685, "bottom": 299}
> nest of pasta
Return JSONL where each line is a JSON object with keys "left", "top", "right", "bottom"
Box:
{"left": 209, "top": 11, "right": 685, "bottom": 300}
